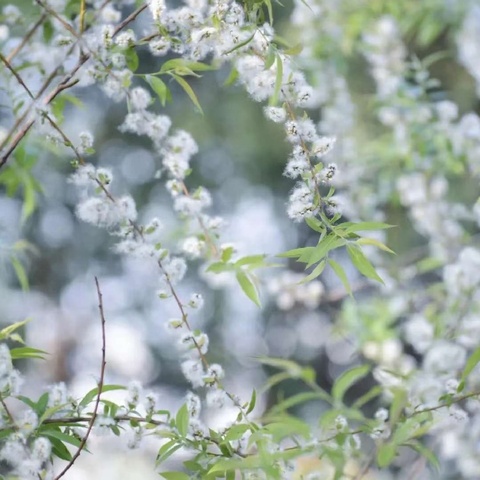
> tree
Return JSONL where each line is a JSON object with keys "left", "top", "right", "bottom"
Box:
{"left": 0, "top": 0, "right": 480, "bottom": 478}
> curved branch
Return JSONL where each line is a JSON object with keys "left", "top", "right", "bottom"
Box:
{"left": 53, "top": 277, "right": 107, "bottom": 480}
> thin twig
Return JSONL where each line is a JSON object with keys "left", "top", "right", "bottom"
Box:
{"left": 42, "top": 414, "right": 168, "bottom": 427}
{"left": 0, "top": 53, "right": 35, "bottom": 98}
{"left": 53, "top": 277, "right": 107, "bottom": 480}
{"left": 0, "top": 394, "right": 16, "bottom": 427}
{"left": 0, "top": 3, "right": 148, "bottom": 168}
{"left": 6, "top": 13, "right": 48, "bottom": 62}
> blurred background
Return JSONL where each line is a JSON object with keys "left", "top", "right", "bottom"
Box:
{"left": 1, "top": 0, "right": 480, "bottom": 478}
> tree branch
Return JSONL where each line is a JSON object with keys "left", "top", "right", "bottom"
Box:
{"left": 53, "top": 277, "right": 107, "bottom": 480}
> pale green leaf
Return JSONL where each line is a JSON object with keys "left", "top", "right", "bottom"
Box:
{"left": 356, "top": 237, "right": 395, "bottom": 254}
{"left": 160, "top": 472, "right": 190, "bottom": 480}
{"left": 377, "top": 443, "right": 397, "bottom": 468}
{"left": 10, "top": 256, "right": 29, "bottom": 291}
{"left": 346, "top": 244, "right": 384, "bottom": 284}
{"left": 332, "top": 365, "right": 370, "bottom": 402}
{"left": 175, "top": 403, "right": 189, "bottom": 438}
{"left": 327, "top": 259, "right": 352, "bottom": 296}
{"left": 236, "top": 271, "right": 261, "bottom": 307}
{"left": 170, "top": 73, "right": 204, "bottom": 115}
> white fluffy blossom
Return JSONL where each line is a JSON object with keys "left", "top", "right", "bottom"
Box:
{"left": 181, "top": 359, "right": 205, "bottom": 387}
{"left": 76, "top": 195, "right": 137, "bottom": 227}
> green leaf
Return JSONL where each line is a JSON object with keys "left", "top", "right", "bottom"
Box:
{"left": 10, "top": 347, "right": 47, "bottom": 360}
{"left": 255, "top": 357, "right": 304, "bottom": 377}
{"left": 341, "top": 222, "right": 394, "bottom": 233}
{"left": 206, "top": 261, "right": 234, "bottom": 274}
{"left": 224, "top": 424, "right": 251, "bottom": 442}
{"left": 299, "top": 259, "right": 326, "bottom": 284}
{"left": 305, "top": 217, "right": 325, "bottom": 233}
{"left": 10, "top": 256, "right": 29, "bottom": 291}
{"left": 277, "top": 247, "right": 314, "bottom": 260}
{"left": 125, "top": 48, "right": 139, "bottom": 71}
{"left": 246, "top": 389, "right": 256, "bottom": 414}
{"left": 159, "top": 59, "right": 215, "bottom": 74}
{"left": 269, "top": 53, "right": 283, "bottom": 106}
{"left": 175, "top": 403, "right": 189, "bottom": 438}
{"left": 40, "top": 429, "right": 82, "bottom": 448}
{"left": 79, "top": 385, "right": 126, "bottom": 407}
{"left": 389, "top": 388, "right": 408, "bottom": 423}
{"left": 346, "top": 244, "right": 384, "bottom": 284}
{"left": 352, "top": 385, "right": 382, "bottom": 408}
{"left": 147, "top": 75, "right": 170, "bottom": 107}
{"left": 377, "top": 443, "right": 397, "bottom": 468}
{"left": 222, "top": 32, "right": 255, "bottom": 56}
{"left": 170, "top": 73, "right": 204, "bottom": 115}
{"left": 48, "top": 436, "right": 73, "bottom": 461}
{"left": 356, "top": 237, "right": 395, "bottom": 254}
{"left": 21, "top": 175, "right": 37, "bottom": 222}
{"left": 461, "top": 345, "right": 480, "bottom": 385}
{"left": 236, "top": 271, "right": 261, "bottom": 307}
{"left": 0, "top": 318, "right": 31, "bottom": 341}
{"left": 234, "top": 255, "right": 267, "bottom": 268}
{"left": 40, "top": 403, "right": 71, "bottom": 423}
{"left": 327, "top": 259, "right": 352, "bottom": 296}
{"left": 264, "top": 0, "right": 273, "bottom": 24}
{"left": 269, "top": 391, "right": 330, "bottom": 416}
{"left": 223, "top": 67, "right": 238, "bottom": 87}
{"left": 156, "top": 440, "right": 183, "bottom": 464}
{"left": 221, "top": 246, "right": 235, "bottom": 263}
{"left": 332, "top": 365, "right": 370, "bottom": 402}
{"left": 160, "top": 472, "right": 190, "bottom": 480}
{"left": 307, "top": 234, "right": 346, "bottom": 268}
{"left": 407, "top": 440, "right": 440, "bottom": 470}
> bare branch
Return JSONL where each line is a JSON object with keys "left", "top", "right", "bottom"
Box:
{"left": 6, "top": 13, "right": 48, "bottom": 62}
{"left": 53, "top": 277, "right": 107, "bottom": 480}
{"left": 0, "top": 3, "right": 148, "bottom": 169}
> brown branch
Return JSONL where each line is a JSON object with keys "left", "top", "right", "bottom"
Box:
{"left": 0, "top": 394, "right": 16, "bottom": 427}
{"left": 0, "top": 3, "right": 148, "bottom": 169}
{"left": 53, "top": 277, "right": 107, "bottom": 480}
{"left": 35, "top": 0, "right": 78, "bottom": 38}
{"left": 6, "top": 13, "right": 48, "bottom": 62}
{"left": 112, "top": 4, "right": 148, "bottom": 37}
{"left": 42, "top": 414, "right": 168, "bottom": 427}
{"left": 409, "top": 389, "right": 480, "bottom": 417}
{"left": 0, "top": 53, "right": 35, "bottom": 99}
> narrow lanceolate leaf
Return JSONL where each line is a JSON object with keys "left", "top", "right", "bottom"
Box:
{"left": 299, "top": 259, "right": 326, "bottom": 284}
{"left": 160, "top": 473, "right": 190, "bottom": 480}
{"left": 277, "top": 246, "right": 314, "bottom": 260}
{"left": 10, "top": 256, "right": 29, "bottom": 291}
{"left": 341, "top": 222, "right": 395, "bottom": 233}
{"left": 307, "top": 234, "right": 346, "bottom": 268}
{"left": 10, "top": 347, "right": 47, "bottom": 360}
{"left": 346, "top": 244, "right": 384, "bottom": 284}
{"left": 236, "top": 270, "right": 261, "bottom": 307}
{"left": 79, "top": 385, "right": 126, "bottom": 407}
{"left": 246, "top": 389, "right": 256, "bottom": 414}
{"left": 234, "top": 254, "right": 267, "bottom": 268}
{"left": 0, "top": 318, "right": 31, "bottom": 341}
{"left": 146, "top": 75, "right": 170, "bottom": 106}
{"left": 327, "top": 259, "right": 352, "bottom": 296}
{"left": 170, "top": 73, "right": 204, "bottom": 115}
{"left": 269, "top": 53, "right": 283, "bottom": 106}
{"left": 356, "top": 237, "right": 395, "bottom": 254}
{"left": 460, "top": 346, "right": 480, "bottom": 388}
{"left": 305, "top": 216, "right": 325, "bottom": 233}
{"left": 332, "top": 365, "right": 370, "bottom": 402}
{"left": 175, "top": 404, "right": 189, "bottom": 438}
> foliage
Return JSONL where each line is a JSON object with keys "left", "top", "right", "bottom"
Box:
{"left": 0, "top": 0, "right": 480, "bottom": 479}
